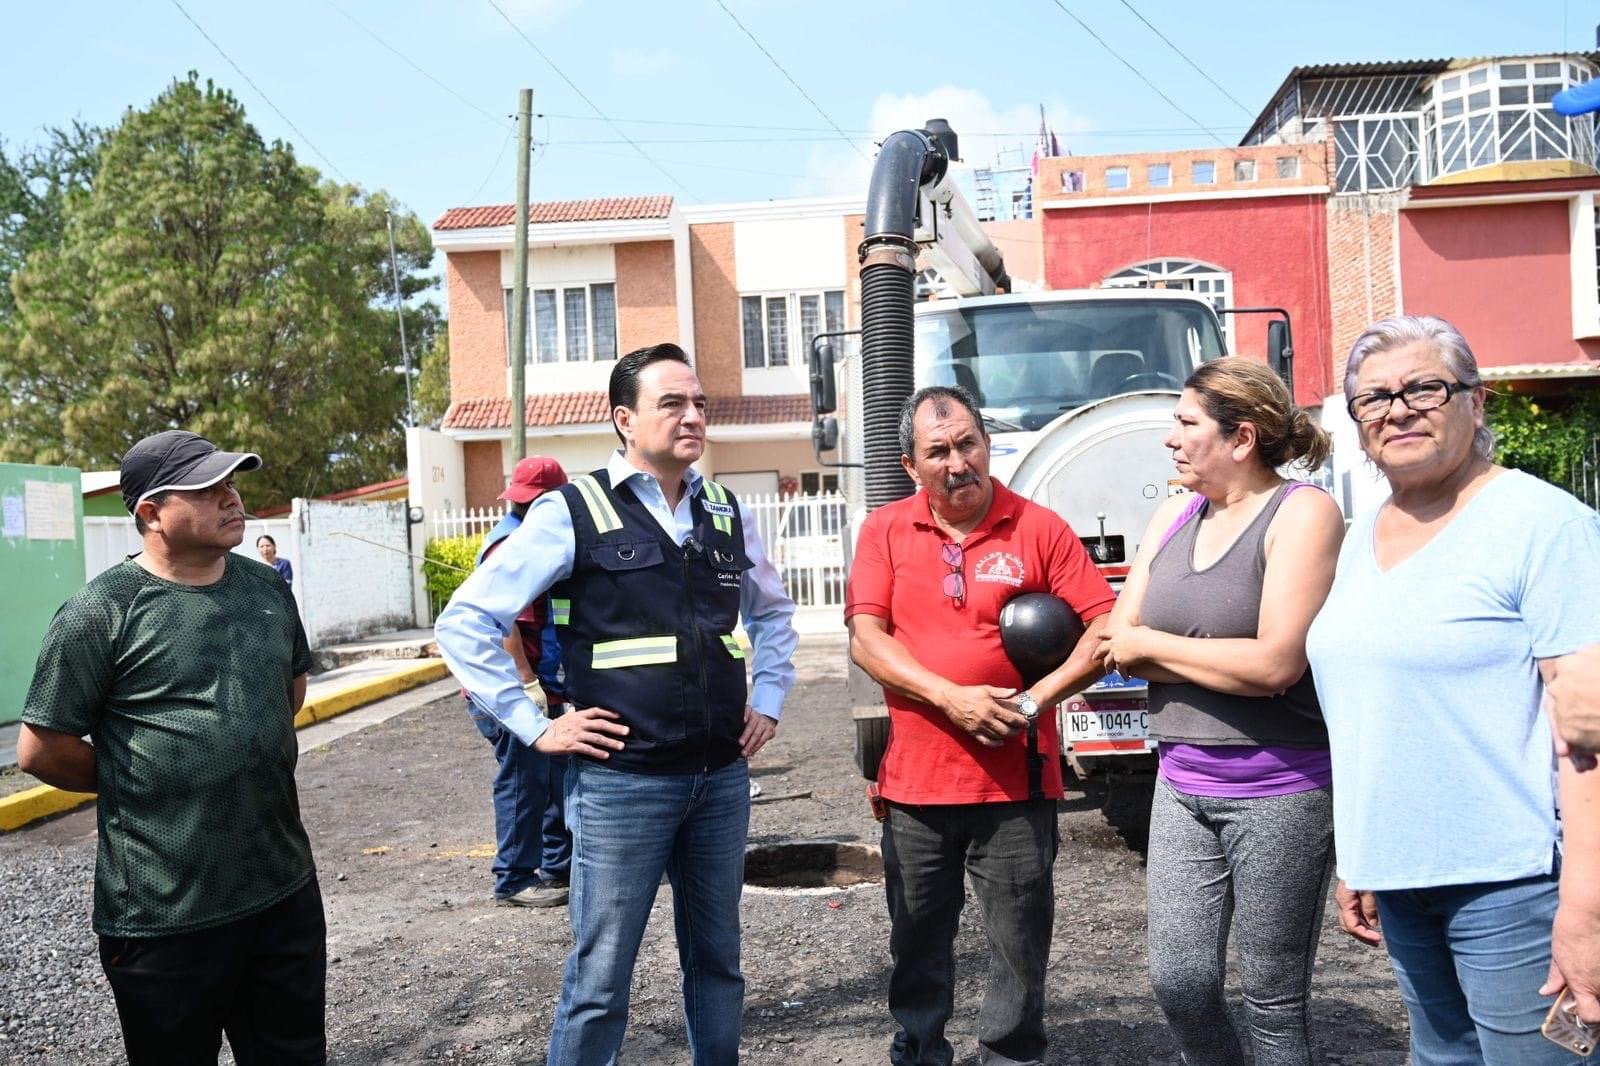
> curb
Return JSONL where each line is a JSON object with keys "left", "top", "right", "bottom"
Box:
{"left": 0, "top": 659, "right": 451, "bottom": 833}
{"left": 292, "top": 660, "right": 449, "bottom": 730}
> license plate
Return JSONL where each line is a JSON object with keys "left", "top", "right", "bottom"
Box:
{"left": 1063, "top": 697, "right": 1151, "bottom": 753}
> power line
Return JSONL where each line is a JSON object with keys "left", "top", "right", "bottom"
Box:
{"left": 465, "top": 130, "right": 516, "bottom": 205}
{"left": 1115, "top": 0, "right": 1256, "bottom": 119}
{"left": 711, "top": 0, "right": 872, "bottom": 162}
{"left": 321, "top": 0, "right": 511, "bottom": 131}
{"left": 483, "top": 0, "right": 697, "bottom": 200}
{"left": 167, "top": 0, "right": 349, "bottom": 183}
{"left": 535, "top": 131, "right": 1247, "bottom": 146}
{"left": 535, "top": 114, "right": 1245, "bottom": 137}
{"left": 555, "top": 144, "right": 816, "bottom": 181}
{"left": 1042, "top": 0, "right": 1230, "bottom": 147}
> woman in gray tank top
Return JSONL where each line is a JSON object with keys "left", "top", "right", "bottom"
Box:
{"left": 1094, "top": 359, "right": 1346, "bottom": 1066}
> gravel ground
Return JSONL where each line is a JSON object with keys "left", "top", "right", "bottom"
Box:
{"left": 0, "top": 634, "right": 1410, "bottom": 1064}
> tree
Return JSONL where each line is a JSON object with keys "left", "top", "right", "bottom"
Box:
{"left": 414, "top": 329, "right": 451, "bottom": 429}
{"left": 0, "top": 121, "right": 102, "bottom": 319}
{"left": 0, "top": 75, "right": 438, "bottom": 509}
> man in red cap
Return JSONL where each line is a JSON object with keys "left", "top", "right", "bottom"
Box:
{"left": 468, "top": 455, "right": 573, "bottom": 907}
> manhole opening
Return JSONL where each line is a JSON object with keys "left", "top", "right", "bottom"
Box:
{"left": 744, "top": 841, "right": 882, "bottom": 889}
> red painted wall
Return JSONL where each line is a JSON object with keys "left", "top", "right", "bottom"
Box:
{"left": 1399, "top": 201, "right": 1600, "bottom": 365}
{"left": 1042, "top": 195, "right": 1332, "bottom": 405}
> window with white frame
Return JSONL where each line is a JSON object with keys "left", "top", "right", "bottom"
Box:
{"left": 1105, "top": 166, "right": 1130, "bottom": 190}
{"left": 742, "top": 289, "right": 845, "bottom": 369}
{"left": 504, "top": 282, "right": 617, "bottom": 364}
{"left": 1193, "top": 160, "right": 1216, "bottom": 184}
{"left": 1103, "top": 259, "right": 1234, "bottom": 349}
{"left": 1423, "top": 57, "right": 1597, "bottom": 182}
{"left": 1149, "top": 163, "right": 1172, "bottom": 188}
{"left": 1334, "top": 115, "right": 1424, "bottom": 192}
{"left": 1275, "top": 156, "right": 1301, "bottom": 179}
{"left": 1233, "top": 159, "right": 1257, "bottom": 181}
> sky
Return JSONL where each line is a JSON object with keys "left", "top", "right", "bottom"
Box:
{"left": 1, "top": 0, "right": 1585, "bottom": 275}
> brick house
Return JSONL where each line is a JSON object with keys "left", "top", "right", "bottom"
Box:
{"left": 1030, "top": 52, "right": 1600, "bottom": 512}
{"left": 428, "top": 195, "right": 865, "bottom": 508}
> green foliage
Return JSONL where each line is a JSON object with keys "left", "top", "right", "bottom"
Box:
{"left": 0, "top": 74, "right": 440, "bottom": 510}
{"left": 414, "top": 329, "right": 451, "bottom": 429}
{"left": 0, "top": 121, "right": 102, "bottom": 319}
{"left": 1487, "top": 390, "right": 1600, "bottom": 487}
{"left": 423, "top": 534, "right": 480, "bottom": 607}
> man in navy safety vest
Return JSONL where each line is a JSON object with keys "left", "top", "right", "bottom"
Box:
{"left": 436, "top": 343, "right": 798, "bottom": 1065}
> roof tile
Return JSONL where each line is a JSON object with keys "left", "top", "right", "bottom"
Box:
{"left": 434, "top": 196, "right": 674, "bottom": 231}
{"left": 442, "top": 392, "right": 811, "bottom": 430}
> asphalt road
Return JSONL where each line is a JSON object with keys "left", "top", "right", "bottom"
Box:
{"left": 0, "top": 634, "right": 1410, "bottom": 1063}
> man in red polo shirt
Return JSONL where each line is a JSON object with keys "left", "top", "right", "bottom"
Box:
{"left": 846, "top": 385, "right": 1115, "bottom": 1066}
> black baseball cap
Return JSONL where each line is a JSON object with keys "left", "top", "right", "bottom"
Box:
{"left": 120, "top": 430, "right": 262, "bottom": 515}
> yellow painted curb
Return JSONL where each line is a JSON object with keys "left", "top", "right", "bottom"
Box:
{"left": 292, "top": 659, "right": 450, "bottom": 729}
{"left": 0, "top": 784, "right": 95, "bottom": 831}
{"left": 1, "top": 658, "right": 451, "bottom": 833}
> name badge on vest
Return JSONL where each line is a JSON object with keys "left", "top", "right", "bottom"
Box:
{"left": 704, "top": 501, "right": 735, "bottom": 519}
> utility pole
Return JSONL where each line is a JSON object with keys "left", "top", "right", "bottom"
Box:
{"left": 384, "top": 210, "right": 416, "bottom": 427}
{"left": 509, "top": 88, "right": 534, "bottom": 462}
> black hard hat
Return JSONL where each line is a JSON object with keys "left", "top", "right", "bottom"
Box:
{"left": 999, "top": 592, "right": 1086, "bottom": 687}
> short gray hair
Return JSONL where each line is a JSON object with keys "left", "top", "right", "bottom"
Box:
{"left": 1343, "top": 314, "right": 1494, "bottom": 459}
{"left": 898, "top": 385, "right": 986, "bottom": 458}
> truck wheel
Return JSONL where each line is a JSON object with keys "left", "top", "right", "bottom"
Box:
{"left": 855, "top": 716, "right": 889, "bottom": 780}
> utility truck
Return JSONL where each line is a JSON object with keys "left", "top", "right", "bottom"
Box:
{"left": 811, "top": 120, "right": 1292, "bottom": 783}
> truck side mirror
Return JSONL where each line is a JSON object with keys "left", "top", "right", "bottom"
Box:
{"left": 810, "top": 338, "right": 838, "bottom": 415}
{"left": 812, "top": 416, "right": 839, "bottom": 454}
{"left": 1267, "top": 319, "right": 1293, "bottom": 391}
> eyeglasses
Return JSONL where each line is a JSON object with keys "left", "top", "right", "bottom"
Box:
{"left": 940, "top": 542, "right": 965, "bottom": 609}
{"left": 1347, "top": 379, "right": 1476, "bottom": 423}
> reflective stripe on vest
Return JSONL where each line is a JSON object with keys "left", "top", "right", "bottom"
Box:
{"left": 570, "top": 474, "right": 624, "bottom": 535}
{"left": 719, "top": 634, "right": 745, "bottom": 660}
{"left": 551, "top": 598, "right": 571, "bottom": 625}
{"left": 591, "top": 635, "right": 677, "bottom": 669}
{"left": 703, "top": 480, "right": 734, "bottom": 537}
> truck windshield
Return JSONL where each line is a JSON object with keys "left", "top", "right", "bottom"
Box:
{"left": 915, "top": 298, "right": 1227, "bottom": 431}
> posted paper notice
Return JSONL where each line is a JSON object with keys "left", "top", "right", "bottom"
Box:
{"left": 23, "top": 480, "right": 76, "bottom": 541}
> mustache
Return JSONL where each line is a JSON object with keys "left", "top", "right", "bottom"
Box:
{"left": 944, "top": 472, "right": 981, "bottom": 492}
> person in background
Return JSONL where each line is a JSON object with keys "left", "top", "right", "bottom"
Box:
{"left": 256, "top": 533, "right": 293, "bottom": 588}
{"left": 468, "top": 455, "right": 573, "bottom": 908}
{"left": 846, "top": 385, "right": 1115, "bottom": 1066}
{"left": 18, "top": 430, "right": 324, "bottom": 1064}
{"left": 1306, "top": 315, "right": 1600, "bottom": 1062}
{"left": 1096, "top": 358, "right": 1345, "bottom": 1066}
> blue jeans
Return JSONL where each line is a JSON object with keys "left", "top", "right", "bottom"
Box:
{"left": 1375, "top": 870, "right": 1581, "bottom": 1065}
{"left": 471, "top": 703, "right": 570, "bottom": 896}
{"left": 548, "top": 758, "right": 750, "bottom": 1066}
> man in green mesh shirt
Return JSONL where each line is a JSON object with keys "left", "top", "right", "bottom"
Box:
{"left": 18, "top": 429, "right": 324, "bottom": 1065}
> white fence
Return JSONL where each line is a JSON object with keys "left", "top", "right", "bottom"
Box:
{"left": 1572, "top": 437, "right": 1600, "bottom": 511}
{"left": 424, "top": 492, "right": 851, "bottom": 622}
{"left": 743, "top": 493, "right": 848, "bottom": 616}
{"left": 84, "top": 516, "right": 295, "bottom": 584}
{"left": 83, "top": 501, "right": 417, "bottom": 649}
{"left": 429, "top": 506, "right": 502, "bottom": 542}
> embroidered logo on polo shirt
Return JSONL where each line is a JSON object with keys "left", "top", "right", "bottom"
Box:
{"left": 973, "top": 551, "right": 1025, "bottom": 587}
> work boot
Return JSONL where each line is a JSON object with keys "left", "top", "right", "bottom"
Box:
{"left": 499, "top": 879, "right": 568, "bottom": 908}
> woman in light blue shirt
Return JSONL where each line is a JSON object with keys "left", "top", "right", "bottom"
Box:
{"left": 1306, "top": 315, "right": 1600, "bottom": 1064}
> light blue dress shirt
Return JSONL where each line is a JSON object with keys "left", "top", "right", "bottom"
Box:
{"left": 435, "top": 451, "right": 799, "bottom": 747}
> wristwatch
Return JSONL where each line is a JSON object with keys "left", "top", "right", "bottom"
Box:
{"left": 1017, "top": 691, "right": 1039, "bottom": 721}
